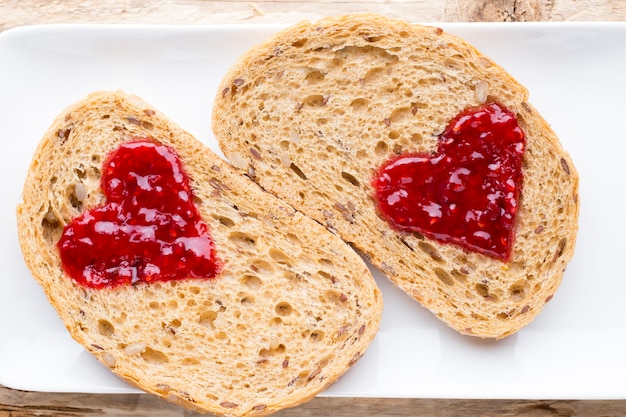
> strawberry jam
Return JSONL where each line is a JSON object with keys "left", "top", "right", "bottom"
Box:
{"left": 57, "top": 139, "right": 220, "bottom": 288}
{"left": 372, "top": 102, "right": 525, "bottom": 261}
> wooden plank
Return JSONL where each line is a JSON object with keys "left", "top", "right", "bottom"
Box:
{"left": 1, "top": 1, "right": 625, "bottom": 416}
{"left": 0, "top": 0, "right": 625, "bottom": 32}
{"left": 2, "top": 388, "right": 626, "bottom": 417}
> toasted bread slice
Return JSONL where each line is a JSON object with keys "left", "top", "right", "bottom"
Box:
{"left": 212, "top": 14, "right": 579, "bottom": 339}
{"left": 16, "top": 90, "right": 382, "bottom": 416}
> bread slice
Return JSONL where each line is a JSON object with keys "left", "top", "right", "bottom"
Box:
{"left": 212, "top": 14, "right": 579, "bottom": 339}
{"left": 16, "top": 90, "right": 382, "bottom": 416}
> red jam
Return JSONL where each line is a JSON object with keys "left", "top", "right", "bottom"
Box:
{"left": 57, "top": 139, "right": 221, "bottom": 288}
{"left": 372, "top": 103, "right": 525, "bottom": 261}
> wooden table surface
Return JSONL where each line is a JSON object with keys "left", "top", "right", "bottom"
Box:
{"left": 2, "top": 1, "right": 626, "bottom": 416}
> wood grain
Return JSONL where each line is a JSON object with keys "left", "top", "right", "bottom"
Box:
{"left": 0, "top": 0, "right": 625, "bottom": 31}
{"left": 1, "top": 1, "right": 625, "bottom": 416}
{"left": 3, "top": 390, "right": 626, "bottom": 417}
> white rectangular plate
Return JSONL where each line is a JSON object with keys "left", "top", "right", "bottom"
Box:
{"left": 0, "top": 22, "right": 624, "bottom": 399}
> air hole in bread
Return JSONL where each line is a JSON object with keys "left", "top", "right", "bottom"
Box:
{"left": 434, "top": 268, "right": 455, "bottom": 286}
{"left": 113, "top": 312, "right": 127, "bottom": 324}
{"left": 149, "top": 301, "right": 161, "bottom": 310}
{"left": 303, "top": 94, "right": 325, "bottom": 108}
{"left": 141, "top": 347, "right": 169, "bottom": 364}
{"left": 317, "top": 270, "right": 336, "bottom": 284}
{"left": 240, "top": 274, "right": 262, "bottom": 289}
{"left": 364, "top": 35, "right": 382, "bottom": 43}
{"left": 239, "top": 292, "right": 255, "bottom": 306}
{"left": 289, "top": 163, "right": 307, "bottom": 180}
{"left": 497, "top": 311, "right": 511, "bottom": 320}
{"left": 269, "top": 248, "right": 292, "bottom": 266}
{"left": 250, "top": 259, "right": 275, "bottom": 276}
{"left": 324, "top": 145, "right": 337, "bottom": 156}
{"left": 98, "top": 319, "right": 115, "bottom": 337}
{"left": 388, "top": 130, "right": 400, "bottom": 140}
{"left": 471, "top": 313, "right": 488, "bottom": 321}
{"left": 167, "top": 300, "right": 178, "bottom": 310}
{"left": 340, "top": 171, "right": 360, "bottom": 187}
{"left": 285, "top": 232, "right": 301, "bottom": 245}
{"left": 555, "top": 238, "right": 567, "bottom": 260}
{"left": 323, "top": 289, "right": 346, "bottom": 305}
{"left": 349, "top": 98, "right": 370, "bottom": 112}
{"left": 74, "top": 166, "right": 87, "bottom": 179}
{"left": 215, "top": 216, "right": 235, "bottom": 227}
{"left": 283, "top": 270, "right": 308, "bottom": 286}
{"left": 509, "top": 280, "right": 529, "bottom": 301}
{"left": 182, "top": 357, "right": 200, "bottom": 366}
{"left": 308, "top": 330, "right": 324, "bottom": 342}
{"left": 41, "top": 206, "right": 62, "bottom": 243}
{"left": 279, "top": 140, "right": 291, "bottom": 153}
{"left": 318, "top": 354, "right": 334, "bottom": 370}
{"left": 228, "top": 232, "right": 256, "bottom": 250}
{"left": 389, "top": 107, "right": 413, "bottom": 125}
{"left": 259, "top": 343, "right": 286, "bottom": 358}
{"left": 417, "top": 242, "right": 443, "bottom": 262}
{"left": 450, "top": 269, "right": 468, "bottom": 283}
{"left": 410, "top": 133, "right": 423, "bottom": 144}
{"left": 87, "top": 151, "right": 101, "bottom": 166}
{"left": 305, "top": 69, "right": 325, "bottom": 84}
{"left": 374, "top": 141, "right": 388, "bottom": 156}
{"left": 275, "top": 302, "right": 293, "bottom": 317}
{"left": 318, "top": 258, "right": 334, "bottom": 268}
{"left": 363, "top": 67, "right": 385, "bottom": 84}
{"left": 205, "top": 393, "right": 219, "bottom": 401}
{"left": 475, "top": 283, "right": 490, "bottom": 298}
{"left": 199, "top": 310, "right": 218, "bottom": 329}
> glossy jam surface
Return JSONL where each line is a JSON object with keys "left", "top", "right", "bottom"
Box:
{"left": 372, "top": 103, "right": 525, "bottom": 261}
{"left": 58, "top": 139, "right": 220, "bottom": 288}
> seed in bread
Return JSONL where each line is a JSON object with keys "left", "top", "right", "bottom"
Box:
{"left": 16, "top": 90, "right": 383, "bottom": 416}
{"left": 212, "top": 14, "right": 579, "bottom": 339}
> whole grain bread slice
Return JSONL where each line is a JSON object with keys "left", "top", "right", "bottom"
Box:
{"left": 16, "top": 90, "right": 382, "bottom": 417}
{"left": 212, "top": 14, "right": 579, "bottom": 339}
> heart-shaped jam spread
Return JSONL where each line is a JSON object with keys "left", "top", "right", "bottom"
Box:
{"left": 58, "top": 139, "right": 220, "bottom": 288}
{"left": 372, "top": 102, "right": 525, "bottom": 261}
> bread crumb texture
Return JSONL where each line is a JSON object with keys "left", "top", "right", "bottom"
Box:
{"left": 212, "top": 14, "right": 579, "bottom": 339}
{"left": 16, "top": 90, "right": 382, "bottom": 417}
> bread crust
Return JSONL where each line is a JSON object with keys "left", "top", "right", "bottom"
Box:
{"left": 17, "top": 90, "right": 382, "bottom": 416}
{"left": 212, "top": 14, "right": 579, "bottom": 339}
